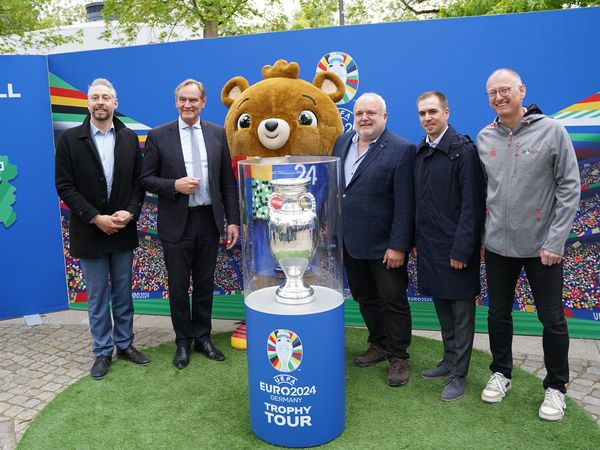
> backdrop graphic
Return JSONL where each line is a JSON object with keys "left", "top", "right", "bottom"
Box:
{"left": 0, "top": 55, "right": 68, "bottom": 319}
{"left": 2, "top": 9, "right": 598, "bottom": 333}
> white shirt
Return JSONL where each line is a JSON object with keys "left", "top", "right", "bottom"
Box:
{"left": 178, "top": 117, "right": 211, "bottom": 206}
{"left": 343, "top": 132, "right": 379, "bottom": 187}
{"left": 426, "top": 126, "right": 449, "bottom": 149}
{"left": 90, "top": 122, "right": 115, "bottom": 198}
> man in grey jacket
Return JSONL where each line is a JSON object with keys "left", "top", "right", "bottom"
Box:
{"left": 477, "top": 68, "right": 580, "bottom": 421}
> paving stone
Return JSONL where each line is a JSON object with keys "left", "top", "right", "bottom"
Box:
{"left": 582, "top": 371, "right": 600, "bottom": 383}
{"left": 6, "top": 397, "right": 27, "bottom": 407}
{"left": 0, "top": 395, "right": 12, "bottom": 403}
{"left": 15, "top": 409, "right": 36, "bottom": 422}
{"left": 40, "top": 382, "right": 61, "bottom": 392}
{"left": 0, "top": 419, "right": 16, "bottom": 450}
{"left": 0, "top": 403, "right": 10, "bottom": 415}
{"left": 22, "top": 399, "right": 40, "bottom": 410}
{"left": 588, "top": 366, "right": 600, "bottom": 376}
{"left": 583, "top": 396, "right": 600, "bottom": 407}
{"left": 583, "top": 404, "right": 600, "bottom": 417}
{"left": 2, "top": 407, "right": 23, "bottom": 420}
{"left": 567, "top": 390, "right": 586, "bottom": 400}
{"left": 570, "top": 378, "right": 594, "bottom": 387}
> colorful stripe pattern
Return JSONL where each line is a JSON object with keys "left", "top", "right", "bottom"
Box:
{"left": 49, "top": 73, "right": 150, "bottom": 147}
{"left": 553, "top": 92, "right": 600, "bottom": 160}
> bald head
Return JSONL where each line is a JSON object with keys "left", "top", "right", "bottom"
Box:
{"left": 487, "top": 68, "right": 522, "bottom": 87}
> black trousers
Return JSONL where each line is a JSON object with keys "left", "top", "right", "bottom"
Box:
{"left": 161, "top": 206, "right": 219, "bottom": 347}
{"left": 433, "top": 297, "right": 476, "bottom": 377}
{"left": 343, "top": 246, "right": 412, "bottom": 359}
{"left": 485, "top": 250, "right": 569, "bottom": 392}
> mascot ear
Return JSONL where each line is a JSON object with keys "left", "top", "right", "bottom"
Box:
{"left": 312, "top": 72, "right": 345, "bottom": 103}
{"left": 221, "top": 76, "right": 250, "bottom": 108}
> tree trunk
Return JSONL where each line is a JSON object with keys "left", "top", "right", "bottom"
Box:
{"left": 203, "top": 20, "right": 218, "bottom": 38}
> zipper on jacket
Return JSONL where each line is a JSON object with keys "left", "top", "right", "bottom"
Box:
{"left": 504, "top": 128, "right": 513, "bottom": 255}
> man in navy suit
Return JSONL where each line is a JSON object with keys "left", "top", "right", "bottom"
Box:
{"left": 332, "top": 93, "right": 415, "bottom": 387}
{"left": 140, "top": 79, "right": 240, "bottom": 369}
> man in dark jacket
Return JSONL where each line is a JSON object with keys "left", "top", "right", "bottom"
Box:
{"left": 332, "top": 92, "right": 415, "bottom": 387}
{"left": 55, "top": 78, "right": 149, "bottom": 380}
{"left": 414, "top": 91, "right": 485, "bottom": 400}
{"left": 140, "top": 79, "right": 239, "bottom": 369}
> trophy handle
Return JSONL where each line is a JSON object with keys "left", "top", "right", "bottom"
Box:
{"left": 300, "top": 192, "right": 316, "bottom": 211}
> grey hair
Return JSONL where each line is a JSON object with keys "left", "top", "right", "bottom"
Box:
{"left": 355, "top": 92, "right": 387, "bottom": 112}
{"left": 87, "top": 78, "right": 117, "bottom": 99}
{"left": 174, "top": 79, "right": 206, "bottom": 100}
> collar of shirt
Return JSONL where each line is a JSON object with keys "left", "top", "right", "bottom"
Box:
{"left": 90, "top": 121, "right": 115, "bottom": 136}
{"left": 178, "top": 116, "right": 201, "bottom": 131}
{"left": 351, "top": 132, "right": 381, "bottom": 146}
{"left": 426, "top": 125, "right": 449, "bottom": 148}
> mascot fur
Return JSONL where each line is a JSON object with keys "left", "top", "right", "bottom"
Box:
{"left": 221, "top": 59, "right": 345, "bottom": 349}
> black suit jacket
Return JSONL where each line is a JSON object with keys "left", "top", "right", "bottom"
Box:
{"left": 332, "top": 128, "right": 415, "bottom": 259}
{"left": 55, "top": 115, "right": 144, "bottom": 258}
{"left": 140, "top": 119, "right": 240, "bottom": 243}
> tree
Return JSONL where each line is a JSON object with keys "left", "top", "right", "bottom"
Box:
{"left": 100, "top": 0, "right": 289, "bottom": 43}
{"left": 0, "top": 0, "right": 84, "bottom": 54}
{"left": 290, "top": 0, "right": 339, "bottom": 29}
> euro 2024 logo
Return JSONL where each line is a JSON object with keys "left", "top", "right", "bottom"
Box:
{"left": 267, "top": 329, "right": 303, "bottom": 373}
{"left": 316, "top": 51, "right": 359, "bottom": 133}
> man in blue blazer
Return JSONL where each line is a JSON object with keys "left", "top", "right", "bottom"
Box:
{"left": 140, "top": 79, "right": 240, "bottom": 369}
{"left": 332, "top": 93, "right": 415, "bottom": 387}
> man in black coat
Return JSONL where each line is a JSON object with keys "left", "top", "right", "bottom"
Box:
{"left": 332, "top": 92, "right": 415, "bottom": 387}
{"left": 140, "top": 79, "right": 240, "bottom": 369}
{"left": 55, "top": 78, "right": 149, "bottom": 380}
{"left": 414, "top": 91, "right": 485, "bottom": 400}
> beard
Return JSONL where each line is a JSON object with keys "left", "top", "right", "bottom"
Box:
{"left": 91, "top": 108, "right": 111, "bottom": 122}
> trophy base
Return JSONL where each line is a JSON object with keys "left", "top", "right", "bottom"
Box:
{"left": 275, "top": 284, "right": 315, "bottom": 305}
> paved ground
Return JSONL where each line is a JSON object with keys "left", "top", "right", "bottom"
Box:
{"left": 1, "top": 311, "right": 599, "bottom": 449}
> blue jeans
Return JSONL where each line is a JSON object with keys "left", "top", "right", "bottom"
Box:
{"left": 79, "top": 250, "right": 135, "bottom": 356}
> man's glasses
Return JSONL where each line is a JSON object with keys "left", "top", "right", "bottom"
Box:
{"left": 486, "top": 85, "right": 521, "bottom": 100}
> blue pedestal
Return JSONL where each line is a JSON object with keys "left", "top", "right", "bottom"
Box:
{"left": 245, "top": 286, "right": 345, "bottom": 448}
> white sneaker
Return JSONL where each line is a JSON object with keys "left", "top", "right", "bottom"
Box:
{"left": 539, "top": 388, "right": 566, "bottom": 421}
{"left": 481, "top": 372, "right": 512, "bottom": 403}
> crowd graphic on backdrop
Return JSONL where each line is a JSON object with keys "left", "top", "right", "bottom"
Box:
{"left": 51, "top": 54, "right": 600, "bottom": 420}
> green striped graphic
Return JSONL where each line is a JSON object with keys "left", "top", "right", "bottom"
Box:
{"left": 568, "top": 133, "right": 600, "bottom": 142}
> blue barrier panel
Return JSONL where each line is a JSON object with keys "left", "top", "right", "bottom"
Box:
{"left": 0, "top": 55, "right": 68, "bottom": 319}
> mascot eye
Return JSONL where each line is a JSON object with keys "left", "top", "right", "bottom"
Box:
{"left": 298, "top": 110, "right": 317, "bottom": 127}
{"left": 237, "top": 113, "right": 251, "bottom": 129}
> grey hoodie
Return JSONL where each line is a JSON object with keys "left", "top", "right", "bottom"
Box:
{"left": 477, "top": 104, "right": 580, "bottom": 257}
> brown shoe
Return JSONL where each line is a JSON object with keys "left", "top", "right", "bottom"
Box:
{"left": 353, "top": 344, "right": 387, "bottom": 367}
{"left": 388, "top": 357, "right": 409, "bottom": 387}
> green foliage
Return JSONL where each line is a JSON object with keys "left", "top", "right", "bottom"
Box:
{"left": 0, "top": 0, "right": 84, "bottom": 54}
{"left": 100, "top": 0, "right": 289, "bottom": 42}
{"left": 440, "top": 0, "right": 600, "bottom": 17}
{"left": 291, "top": 0, "right": 339, "bottom": 29}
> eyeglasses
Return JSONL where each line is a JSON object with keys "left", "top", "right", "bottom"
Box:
{"left": 486, "top": 85, "right": 521, "bottom": 100}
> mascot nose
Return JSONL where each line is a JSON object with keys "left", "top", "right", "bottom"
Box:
{"left": 265, "top": 120, "right": 279, "bottom": 132}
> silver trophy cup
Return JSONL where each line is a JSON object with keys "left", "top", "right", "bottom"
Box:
{"left": 267, "top": 178, "right": 318, "bottom": 304}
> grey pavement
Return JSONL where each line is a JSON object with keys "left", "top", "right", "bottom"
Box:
{"left": 1, "top": 311, "right": 599, "bottom": 449}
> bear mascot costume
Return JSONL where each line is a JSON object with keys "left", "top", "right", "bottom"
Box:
{"left": 221, "top": 59, "right": 345, "bottom": 349}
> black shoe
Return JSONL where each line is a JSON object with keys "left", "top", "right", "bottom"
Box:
{"left": 173, "top": 345, "right": 190, "bottom": 369}
{"left": 117, "top": 345, "right": 150, "bottom": 365}
{"left": 91, "top": 355, "right": 111, "bottom": 380}
{"left": 195, "top": 340, "right": 225, "bottom": 361}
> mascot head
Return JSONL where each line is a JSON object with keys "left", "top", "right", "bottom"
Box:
{"left": 221, "top": 59, "right": 344, "bottom": 158}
